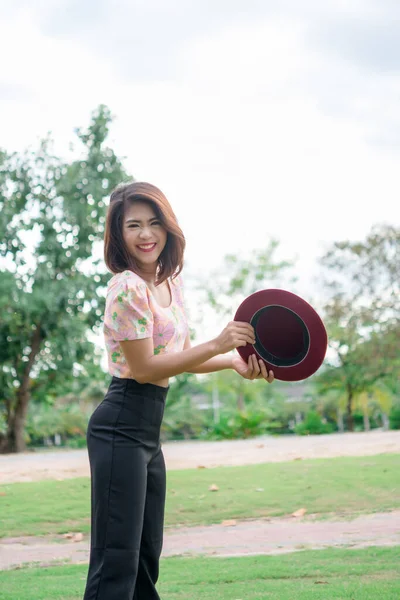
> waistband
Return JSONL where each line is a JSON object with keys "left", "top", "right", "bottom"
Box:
{"left": 109, "top": 376, "right": 169, "bottom": 402}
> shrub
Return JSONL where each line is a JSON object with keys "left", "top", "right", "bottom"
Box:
{"left": 25, "top": 403, "right": 89, "bottom": 447}
{"left": 65, "top": 436, "right": 87, "bottom": 449}
{"left": 389, "top": 404, "right": 400, "bottom": 430}
{"left": 294, "top": 410, "right": 334, "bottom": 436}
{"left": 161, "top": 396, "right": 207, "bottom": 440}
{"left": 203, "top": 409, "right": 272, "bottom": 440}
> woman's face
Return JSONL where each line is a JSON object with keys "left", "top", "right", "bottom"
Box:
{"left": 122, "top": 200, "right": 167, "bottom": 272}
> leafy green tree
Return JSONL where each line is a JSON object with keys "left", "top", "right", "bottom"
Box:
{"left": 321, "top": 224, "right": 400, "bottom": 316}
{"left": 201, "top": 243, "right": 293, "bottom": 317}
{"left": 318, "top": 225, "right": 400, "bottom": 431}
{"left": 198, "top": 244, "right": 294, "bottom": 410}
{"left": 162, "top": 373, "right": 208, "bottom": 440}
{"left": 0, "top": 105, "right": 128, "bottom": 453}
{"left": 390, "top": 403, "right": 400, "bottom": 430}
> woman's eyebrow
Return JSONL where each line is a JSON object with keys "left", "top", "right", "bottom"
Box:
{"left": 125, "top": 217, "right": 159, "bottom": 224}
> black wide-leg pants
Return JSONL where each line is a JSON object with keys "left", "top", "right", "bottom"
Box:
{"left": 83, "top": 376, "right": 168, "bottom": 600}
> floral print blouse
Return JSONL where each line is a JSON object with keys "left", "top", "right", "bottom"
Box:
{"left": 103, "top": 270, "right": 189, "bottom": 379}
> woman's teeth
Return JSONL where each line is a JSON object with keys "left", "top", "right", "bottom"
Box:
{"left": 138, "top": 243, "right": 156, "bottom": 252}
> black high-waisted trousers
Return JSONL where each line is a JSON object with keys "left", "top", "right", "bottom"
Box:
{"left": 83, "top": 376, "right": 168, "bottom": 600}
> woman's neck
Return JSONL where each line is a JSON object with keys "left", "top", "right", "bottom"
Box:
{"left": 136, "top": 264, "right": 159, "bottom": 286}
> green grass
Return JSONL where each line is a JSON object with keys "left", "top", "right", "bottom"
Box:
{"left": 0, "top": 547, "right": 399, "bottom": 599}
{"left": 1, "top": 454, "right": 399, "bottom": 538}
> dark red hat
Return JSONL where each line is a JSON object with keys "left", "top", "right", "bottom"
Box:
{"left": 234, "top": 289, "right": 328, "bottom": 382}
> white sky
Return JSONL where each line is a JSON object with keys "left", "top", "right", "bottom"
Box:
{"left": 1, "top": 0, "right": 400, "bottom": 348}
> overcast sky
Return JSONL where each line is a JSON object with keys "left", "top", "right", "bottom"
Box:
{"left": 1, "top": 0, "right": 400, "bottom": 343}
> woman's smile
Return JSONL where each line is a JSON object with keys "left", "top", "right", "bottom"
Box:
{"left": 137, "top": 243, "right": 157, "bottom": 253}
{"left": 122, "top": 200, "right": 168, "bottom": 272}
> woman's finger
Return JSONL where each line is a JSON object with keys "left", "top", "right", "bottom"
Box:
{"left": 251, "top": 354, "right": 261, "bottom": 378}
{"left": 259, "top": 359, "right": 270, "bottom": 381}
{"left": 247, "top": 355, "right": 255, "bottom": 378}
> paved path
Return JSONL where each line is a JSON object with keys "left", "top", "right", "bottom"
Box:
{"left": 1, "top": 512, "right": 400, "bottom": 570}
{"left": 1, "top": 430, "right": 400, "bottom": 484}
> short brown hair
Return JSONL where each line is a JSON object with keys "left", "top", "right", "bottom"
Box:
{"left": 104, "top": 181, "right": 185, "bottom": 284}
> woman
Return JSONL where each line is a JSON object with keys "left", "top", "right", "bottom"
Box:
{"left": 83, "top": 181, "right": 274, "bottom": 600}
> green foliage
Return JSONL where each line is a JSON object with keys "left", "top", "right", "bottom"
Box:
{"left": 25, "top": 403, "right": 89, "bottom": 446}
{"left": 294, "top": 410, "right": 334, "bottom": 435}
{"left": 351, "top": 411, "right": 379, "bottom": 432}
{"left": 203, "top": 407, "right": 273, "bottom": 440}
{"left": 162, "top": 373, "right": 208, "bottom": 440}
{"left": 162, "top": 372, "right": 328, "bottom": 441}
{"left": 162, "top": 396, "right": 207, "bottom": 440}
{"left": 0, "top": 105, "right": 129, "bottom": 452}
{"left": 65, "top": 436, "right": 87, "bottom": 449}
{"left": 197, "top": 242, "right": 294, "bottom": 321}
{"left": 389, "top": 403, "right": 400, "bottom": 430}
{"left": 318, "top": 224, "right": 400, "bottom": 430}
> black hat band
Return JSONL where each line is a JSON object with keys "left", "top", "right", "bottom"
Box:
{"left": 250, "top": 305, "right": 310, "bottom": 367}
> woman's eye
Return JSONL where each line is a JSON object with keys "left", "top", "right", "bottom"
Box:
{"left": 127, "top": 221, "right": 161, "bottom": 228}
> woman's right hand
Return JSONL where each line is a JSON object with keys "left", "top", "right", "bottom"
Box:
{"left": 213, "top": 321, "right": 256, "bottom": 354}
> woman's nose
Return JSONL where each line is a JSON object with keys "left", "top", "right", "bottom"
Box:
{"left": 139, "top": 227, "right": 152, "bottom": 239}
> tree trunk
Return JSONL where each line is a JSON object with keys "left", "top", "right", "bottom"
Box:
{"left": 237, "top": 391, "right": 245, "bottom": 411}
{"left": 346, "top": 387, "right": 354, "bottom": 431}
{"left": 337, "top": 409, "right": 344, "bottom": 433}
{"left": 212, "top": 383, "right": 220, "bottom": 424}
{"left": 0, "top": 393, "right": 29, "bottom": 453}
{"left": 0, "top": 325, "right": 42, "bottom": 454}
{"left": 381, "top": 412, "right": 390, "bottom": 431}
{"left": 363, "top": 411, "right": 370, "bottom": 432}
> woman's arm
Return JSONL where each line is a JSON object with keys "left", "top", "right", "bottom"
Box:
{"left": 183, "top": 335, "right": 274, "bottom": 382}
{"left": 183, "top": 334, "right": 234, "bottom": 373}
{"left": 119, "top": 321, "right": 255, "bottom": 384}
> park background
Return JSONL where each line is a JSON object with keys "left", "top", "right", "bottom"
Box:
{"left": 1, "top": 98, "right": 399, "bottom": 451}
{"left": 0, "top": 2, "right": 400, "bottom": 599}
{"left": 1, "top": 0, "right": 400, "bottom": 450}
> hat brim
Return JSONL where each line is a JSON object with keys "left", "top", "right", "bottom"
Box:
{"left": 234, "top": 289, "right": 328, "bottom": 382}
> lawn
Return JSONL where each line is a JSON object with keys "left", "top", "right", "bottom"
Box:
{"left": 1, "top": 453, "right": 399, "bottom": 538}
{"left": 0, "top": 547, "right": 399, "bottom": 599}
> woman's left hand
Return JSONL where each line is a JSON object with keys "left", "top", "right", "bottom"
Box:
{"left": 232, "top": 354, "right": 274, "bottom": 383}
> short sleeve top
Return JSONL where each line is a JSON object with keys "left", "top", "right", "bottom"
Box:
{"left": 103, "top": 270, "right": 189, "bottom": 379}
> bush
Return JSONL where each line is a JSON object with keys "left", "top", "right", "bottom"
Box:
{"left": 294, "top": 410, "right": 334, "bottom": 436}
{"left": 162, "top": 396, "right": 207, "bottom": 440}
{"left": 65, "top": 436, "right": 87, "bottom": 449}
{"left": 25, "top": 403, "right": 89, "bottom": 447}
{"left": 351, "top": 411, "right": 380, "bottom": 432}
{"left": 203, "top": 409, "right": 272, "bottom": 440}
{"left": 389, "top": 404, "right": 400, "bottom": 430}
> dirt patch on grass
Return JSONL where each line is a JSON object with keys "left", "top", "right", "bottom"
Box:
{"left": 1, "top": 511, "right": 400, "bottom": 570}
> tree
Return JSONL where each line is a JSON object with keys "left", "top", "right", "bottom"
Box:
{"left": 318, "top": 224, "right": 400, "bottom": 431}
{"left": 201, "top": 242, "right": 293, "bottom": 317}
{"left": 197, "top": 243, "right": 294, "bottom": 410}
{"left": 0, "top": 105, "right": 129, "bottom": 453}
{"left": 321, "top": 224, "right": 400, "bottom": 316}
{"left": 162, "top": 373, "right": 207, "bottom": 440}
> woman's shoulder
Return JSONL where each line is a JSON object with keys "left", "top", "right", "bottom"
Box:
{"left": 170, "top": 271, "right": 186, "bottom": 309}
{"left": 171, "top": 271, "right": 185, "bottom": 289}
{"left": 107, "top": 270, "right": 147, "bottom": 295}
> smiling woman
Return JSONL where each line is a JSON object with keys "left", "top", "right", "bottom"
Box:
{"left": 82, "top": 180, "right": 274, "bottom": 600}
{"left": 104, "top": 181, "right": 184, "bottom": 284}
{"left": 122, "top": 205, "right": 168, "bottom": 286}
